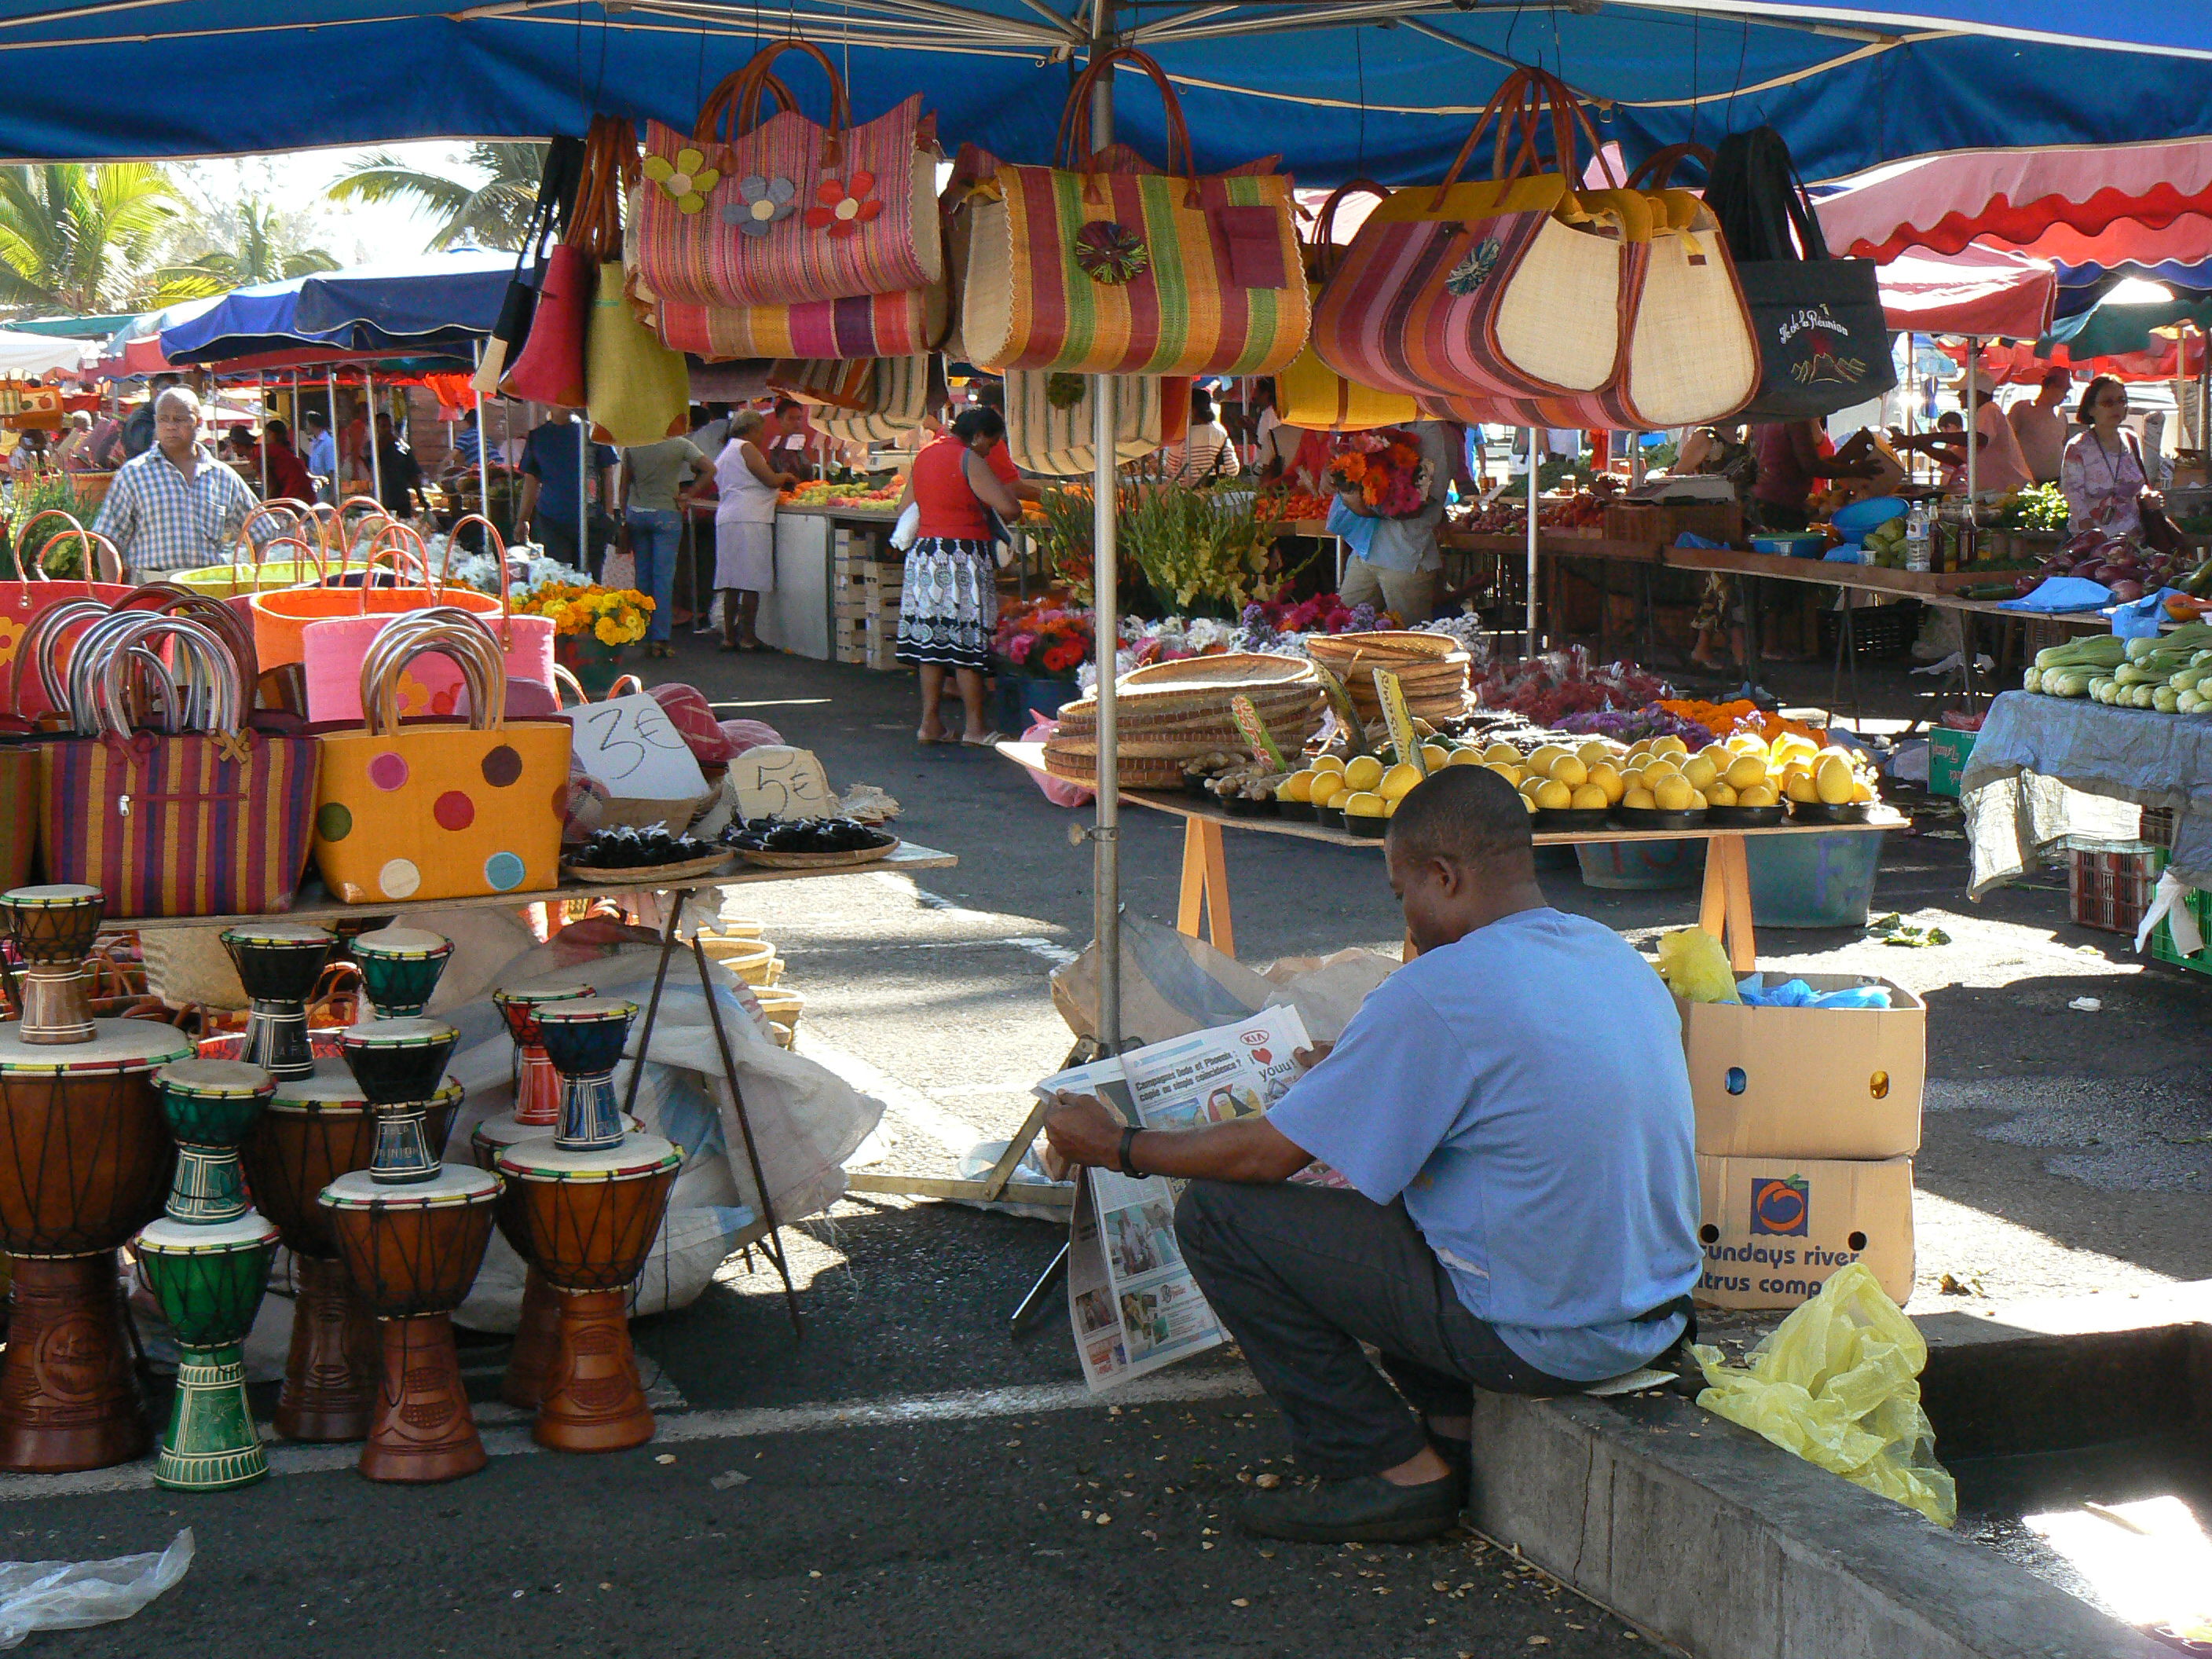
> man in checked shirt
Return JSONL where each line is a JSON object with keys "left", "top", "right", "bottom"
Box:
{"left": 93, "top": 386, "right": 271, "bottom": 581}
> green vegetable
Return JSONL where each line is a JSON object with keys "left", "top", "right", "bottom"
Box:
{"left": 2034, "top": 638, "right": 2130, "bottom": 672}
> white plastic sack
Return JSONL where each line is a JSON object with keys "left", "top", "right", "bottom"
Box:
{"left": 0, "top": 1531, "right": 192, "bottom": 1650}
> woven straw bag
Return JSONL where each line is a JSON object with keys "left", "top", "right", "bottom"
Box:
{"left": 812, "top": 356, "right": 936, "bottom": 444}
{"left": 1003, "top": 371, "right": 1163, "bottom": 477}
{"left": 632, "top": 40, "right": 941, "bottom": 310}
{"left": 1613, "top": 148, "right": 1758, "bottom": 428}
{"left": 1275, "top": 182, "right": 1420, "bottom": 433}
{"left": 959, "top": 48, "right": 1306, "bottom": 376}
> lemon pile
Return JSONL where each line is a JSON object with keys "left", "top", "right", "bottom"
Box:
{"left": 1597, "top": 730, "right": 1877, "bottom": 813}
{"left": 1467, "top": 739, "right": 1628, "bottom": 815}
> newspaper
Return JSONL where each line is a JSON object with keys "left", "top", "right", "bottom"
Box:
{"left": 1038, "top": 1004, "right": 1313, "bottom": 1390}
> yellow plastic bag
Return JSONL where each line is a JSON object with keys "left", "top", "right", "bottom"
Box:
{"left": 1655, "top": 925, "right": 1739, "bottom": 1004}
{"left": 1690, "top": 1262, "right": 1957, "bottom": 1527}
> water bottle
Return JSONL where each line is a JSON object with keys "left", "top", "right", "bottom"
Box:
{"left": 1905, "top": 503, "right": 1931, "bottom": 572}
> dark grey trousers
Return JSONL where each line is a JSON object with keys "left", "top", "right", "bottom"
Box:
{"left": 1175, "top": 1180, "right": 1582, "bottom": 1480}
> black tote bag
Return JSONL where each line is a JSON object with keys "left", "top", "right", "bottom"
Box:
{"left": 471, "top": 134, "right": 588, "bottom": 394}
{"left": 1702, "top": 128, "right": 1895, "bottom": 423}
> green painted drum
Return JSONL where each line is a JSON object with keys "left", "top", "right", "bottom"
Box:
{"left": 350, "top": 928, "right": 453, "bottom": 1020}
{"left": 155, "top": 1058, "right": 275, "bottom": 1225}
{"left": 136, "top": 1213, "right": 281, "bottom": 1492}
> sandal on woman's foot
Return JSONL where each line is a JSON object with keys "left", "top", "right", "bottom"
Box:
{"left": 960, "top": 729, "right": 1009, "bottom": 748}
{"left": 916, "top": 728, "right": 958, "bottom": 745}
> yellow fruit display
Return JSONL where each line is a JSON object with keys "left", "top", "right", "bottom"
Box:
{"left": 1343, "top": 754, "right": 1385, "bottom": 793}
{"left": 1814, "top": 755, "right": 1855, "bottom": 805}
{"left": 1420, "top": 743, "right": 1451, "bottom": 770}
{"left": 1723, "top": 754, "right": 1768, "bottom": 792}
{"left": 1570, "top": 783, "right": 1608, "bottom": 811}
{"left": 1706, "top": 781, "right": 1738, "bottom": 808}
{"left": 1311, "top": 753, "right": 1346, "bottom": 778}
{"left": 1576, "top": 742, "right": 1616, "bottom": 767}
{"left": 1650, "top": 735, "right": 1689, "bottom": 759}
{"left": 1587, "top": 763, "right": 1626, "bottom": 804}
{"left": 1521, "top": 792, "right": 1539, "bottom": 815}
{"left": 1782, "top": 770, "right": 1819, "bottom": 804}
{"left": 1653, "top": 776, "right": 1697, "bottom": 812}
{"left": 1279, "top": 773, "right": 1312, "bottom": 802}
{"left": 1526, "top": 745, "right": 1571, "bottom": 777}
{"left": 1486, "top": 760, "right": 1525, "bottom": 787}
{"left": 1483, "top": 742, "right": 1522, "bottom": 765}
{"left": 1533, "top": 779, "right": 1573, "bottom": 811}
{"left": 1738, "top": 783, "right": 1779, "bottom": 808}
{"left": 1850, "top": 778, "right": 1877, "bottom": 804}
{"left": 1623, "top": 786, "right": 1657, "bottom": 811}
{"left": 1681, "top": 755, "right": 1718, "bottom": 791}
{"left": 1642, "top": 765, "right": 1685, "bottom": 793}
{"left": 1518, "top": 775, "right": 1547, "bottom": 799}
{"left": 1549, "top": 755, "right": 1589, "bottom": 788}
{"left": 1724, "top": 731, "right": 1768, "bottom": 756}
{"left": 1379, "top": 762, "right": 1425, "bottom": 801}
{"left": 1771, "top": 734, "right": 1818, "bottom": 769}
{"left": 1342, "top": 790, "right": 1386, "bottom": 819}
{"left": 1447, "top": 747, "right": 1484, "bottom": 767}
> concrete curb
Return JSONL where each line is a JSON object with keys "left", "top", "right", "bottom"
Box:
{"left": 1467, "top": 1386, "right": 2166, "bottom": 1659}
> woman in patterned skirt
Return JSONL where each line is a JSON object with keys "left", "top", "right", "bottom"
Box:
{"left": 892, "top": 408, "right": 1022, "bottom": 745}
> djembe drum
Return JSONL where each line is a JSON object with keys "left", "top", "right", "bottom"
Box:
{"left": 497, "top": 998, "right": 681, "bottom": 1452}
{"left": 0, "top": 1020, "right": 193, "bottom": 1472}
{"left": 135, "top": 1056, "right": 280, "bottom": 1492}
{"left": 0, "top": 884, "right": 106, "bottom": 1043}
{"left": 477, "top": 980, "right": 595, "bottom": 1411}
{"left": 321, "top": 1011, "right": 498, "bottom": 1481}
{"left": 241, "top": 1068, "right": 463, "bottom": 1442}
{"left": 350, "top": 928, "right": 453, "bottom": 1020}
{"left": 220, "top": 923, "right": 336, "bottom": 1080}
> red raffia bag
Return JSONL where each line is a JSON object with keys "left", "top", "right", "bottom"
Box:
{"left": 505, "top": 118, "right": 633, "bottom": 405}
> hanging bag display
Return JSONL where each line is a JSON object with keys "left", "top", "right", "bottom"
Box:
{"left": 1615, "top": 145, "right": 1760, "bottom": 428}
{"left": 311, "top": 612, "right": 571, "bottom": 906}
{"left": 1701, "top": 126, "right": 1895, "bottom": 422}
{"left": 578, "top": 119, "right": 693, "bottom": 446}
{"left": 37, "top": 612, "right": 320, "bottom": 917}
{"left": 1274, "top": 182, "right": 1420, "bottom": 433}
{"left": 632, "top": 39, "right": 941, "bottom": 312}
{"left": 473, "top": 135, "right": 587, "bottom": 394}
{"left": 1002, "top": 371, "right": 1165, "bottom": 478}
{"left": 960, "top": 47, "right": 1306, "bottom": 377}
{"left": 506, "top": 118, "right": 634, "bottom": 406}
{"left": 1311, "top": 67, "right": 1652, "bottom": 407}
{"left": 1, "top": 511, "right": 134, "bottom": 728}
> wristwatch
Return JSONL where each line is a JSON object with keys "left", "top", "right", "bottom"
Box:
{"left": 1117, "top": 1125, "right": 1143, "bottom": 1179}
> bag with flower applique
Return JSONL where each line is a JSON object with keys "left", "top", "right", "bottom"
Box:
{"left": 632, "top": 40, "right": 942, "bottom": 314}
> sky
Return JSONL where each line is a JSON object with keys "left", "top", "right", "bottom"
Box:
{"left": 172, "top": 140, "right": 492, "bottom": 267}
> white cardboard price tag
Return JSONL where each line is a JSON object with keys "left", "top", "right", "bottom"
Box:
{"left": 560, "top": 694, "right": 709, "bottom": 800}
{"left": 728, "top": 745, "right": 835, "bottom": 821}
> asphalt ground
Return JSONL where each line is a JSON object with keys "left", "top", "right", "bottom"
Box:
{"left": 12, "top": 632, "right": 2209, "bottom": 1657}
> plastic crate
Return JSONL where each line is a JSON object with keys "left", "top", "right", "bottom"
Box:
{"left": 1927, "top": 726, "right": 1977, "bottom": 798}
{"left": 1818, "top": 600, "right": 1922, "bottom": 661}
{"left": 2069, "top": 843, "right": 2168, "bottom": 933}
{"left": 2142, "top": 807, "right": 2176, "bottom": 848}
{"left": 2150, "top": 881, "right": 2212, "bottom": 976}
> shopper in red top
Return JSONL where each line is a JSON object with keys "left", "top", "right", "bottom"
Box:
{"left": 258, "top": 418, "right": 317, "bottom": 506}
{"left": 891, "top": 408, "right": 1023, "bottom": 746}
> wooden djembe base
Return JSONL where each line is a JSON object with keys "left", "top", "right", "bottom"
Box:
{"left": 277, "top": 1254, "right": 381, "bottom": 1442}
{"left": 0, "top": 1254, "right": 150, "bottom": 1474}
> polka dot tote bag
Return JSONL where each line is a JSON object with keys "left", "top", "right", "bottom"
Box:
{"left": 311, "top": 614, "right": 571, "bottom": 906}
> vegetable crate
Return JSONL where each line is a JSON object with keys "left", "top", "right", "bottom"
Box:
{"left": 1819, "top": 601, "right": 1921, "bottom": 662}
{"left": 2142, "top": 807, "right": 2176, "bottom": 849}
{"left": 832, "top": 532, "right": 906, "bottom": 671}
{"left": 2068, "top": 842, "right": 2166, "bottom": 934}
{"left": 2149, "top": 881, "right": 2212, "bottom": 976}
{"left": 1926, "top": 726, "right": 1977, "bottom": 798}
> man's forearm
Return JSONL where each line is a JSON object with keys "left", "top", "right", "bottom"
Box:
{"left": 1128, "top": 1118, "right": 1313, "bottom": 1184}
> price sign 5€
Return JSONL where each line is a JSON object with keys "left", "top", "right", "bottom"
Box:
{"left": 729, "top": 745, "right": 835, "bottom": 821}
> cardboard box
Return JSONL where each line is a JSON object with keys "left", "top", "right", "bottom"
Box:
{"left": 1676, "top": 975, "right": 1925, "bottom": 1160}
{"left": 1694, "top": 1154, "right": 1914, "bottom": 1310}
{"left": 1927, "top": 725, "right": 1976, "bottom": 797}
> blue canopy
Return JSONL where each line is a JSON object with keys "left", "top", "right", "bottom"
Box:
{"left": 0, "top": 2, "right": 2207, "bottom": 186}
{"left": 158, "top": 251, "right": 514, "bottom": 366}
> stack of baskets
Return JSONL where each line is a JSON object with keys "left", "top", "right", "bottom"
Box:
{"left": 1043, "top": 655, "right": 1325, "bottom": 789}
{"left": 701, "top": 919, "right": 802, "bottom": 1046}
{"left": 1304, "top": 632, "right": 1472, "bottom": 727}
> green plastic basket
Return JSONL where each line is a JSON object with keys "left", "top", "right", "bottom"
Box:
{"left": 2149, "top": 883, "right": 2212, "bottom": 979}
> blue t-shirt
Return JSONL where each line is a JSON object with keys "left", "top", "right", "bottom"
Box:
{"left": 1265, "top": 908, "right": 1699, "bottom": 1382}
{"left": 522, "top": 420, "right": 617, "bottom": 526}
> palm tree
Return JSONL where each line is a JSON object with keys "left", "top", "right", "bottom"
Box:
{"left": 156, "top": 198, "right": 339, "bottom": 298}
{"left": 325, "top": 143, "right": 549, "bottom": 251}
{"left": 0, "top": 162, "right": 180, "bottom": 314}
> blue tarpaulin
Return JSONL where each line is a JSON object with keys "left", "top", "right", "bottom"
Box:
{"left": 0, "top": 2, "right": 2207, "bottom": 186}
{"left": 157, "top": 251, "right": 514, "bottom": 366}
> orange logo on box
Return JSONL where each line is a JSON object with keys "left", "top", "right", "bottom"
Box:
{"left": 1750, "top": 1177, "right": 1809, "bottom": 1236}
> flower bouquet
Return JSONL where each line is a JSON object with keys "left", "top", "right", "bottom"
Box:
{"left": 994, "top": 599, "right": 1094, "bottom": 679}
{"left": 1325, "top": 430, "right": 1434, "bottom": 519}
{"left": 520, "top": 582, "right": 655, "bottom": 696}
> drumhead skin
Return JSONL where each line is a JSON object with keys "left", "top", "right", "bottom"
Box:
{"left": 496, "top": 1134, "right": 683, "bottom": 1181}
{"left": 494, "top": 980, "right": 597, "bottom": 1009}
{"left": 221, "top": 922, "right": 335, "bottom": 948}
{"left": 0, "top": 884, "right": 103, "bottom": 908}
{"left": 268, "top": 1057, "right": 375, "bottom": 1109}
{"left": 350, "top": 928, "right": 451, "bottom": 961}
{"left": 338, "top": 1016, "right": 457, "bottom": 1052}
{"left": 156, "top": 1058, "right": 274, "bottom": 1099}
{"left": 138, "top": 1214, "right": 281, "bottom": 1252}
{"left": 0, "top": 1020, "right": 194, "bottom": 1076}
{"left": 322, "top": 1164, "right": 501, "bottom": 1209}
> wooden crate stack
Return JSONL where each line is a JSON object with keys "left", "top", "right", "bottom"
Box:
{"left": 833, "top": 529, "right": 906, "bottom": 670}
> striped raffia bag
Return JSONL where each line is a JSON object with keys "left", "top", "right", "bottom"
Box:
{"left": 812, "top": 356, "right": 938, "bottom": 445}
{"left": 1002, "top": 371, "right": 1164, "bottom": 478}
{"left": 958, "top": 48, "right": 1306, "bottom": 377}
{"left": 1273, "top": 181, "right": 1420, "bottom": 433}
{"left": 631, "top": 39, "right": 941, "bottom": 310}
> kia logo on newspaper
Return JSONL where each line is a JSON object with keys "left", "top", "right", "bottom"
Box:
{"left": 1240, "top": 1029, "right": 1272, "bottom": 1064}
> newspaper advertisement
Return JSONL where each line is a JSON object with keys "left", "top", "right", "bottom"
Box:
{"left": 1039, "top": 1004, "right": 1313, "bottom": 1390}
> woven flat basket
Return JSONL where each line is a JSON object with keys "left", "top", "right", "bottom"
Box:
{"left": 1306, "top": 630, "right": 1461, "bottom": 665}
{"left": 1042, "top": 744, "right": 1189, "bottom": 789}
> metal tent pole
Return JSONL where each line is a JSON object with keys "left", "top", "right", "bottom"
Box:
{"left": 1525, "top": 425, "right": 1540, "bottom": 652}
{"left": 324, "top": 368, "right": 339, "bottom": 506}
{"left": 1965, "top": 338, "right": 1979, "bottom": 505}
{"left": 471, "top": 342, "right": 493, "bottom": 541}
{"left": 1089, "top": 20, "right": 1122, "bottom": 1054}
{"left": 366, "top": 368, "right": 385, "bottom": 513}
{"left": 578, "top": 414, "right": 591, "bottom": 573}
{"left": 256, "top": 371, "right": 268, "bottom": 498}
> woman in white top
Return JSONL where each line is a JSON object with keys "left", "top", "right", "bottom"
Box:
{"left": 2060, "top": 375, "right": 2159, "bottom": 539}
{"left": 1161, "top": 386, "right": 1240, "bottom": 483}
{"left": 713, "top": 410, "right": 798, "bottom": 652}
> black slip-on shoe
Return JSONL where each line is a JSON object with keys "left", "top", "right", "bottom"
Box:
{"left": 1236, "top": 1472, "right": 1463, "bottom": 1544}
{"left": 1428, "top": 1433, "right": 1472, "bottom": 1508}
